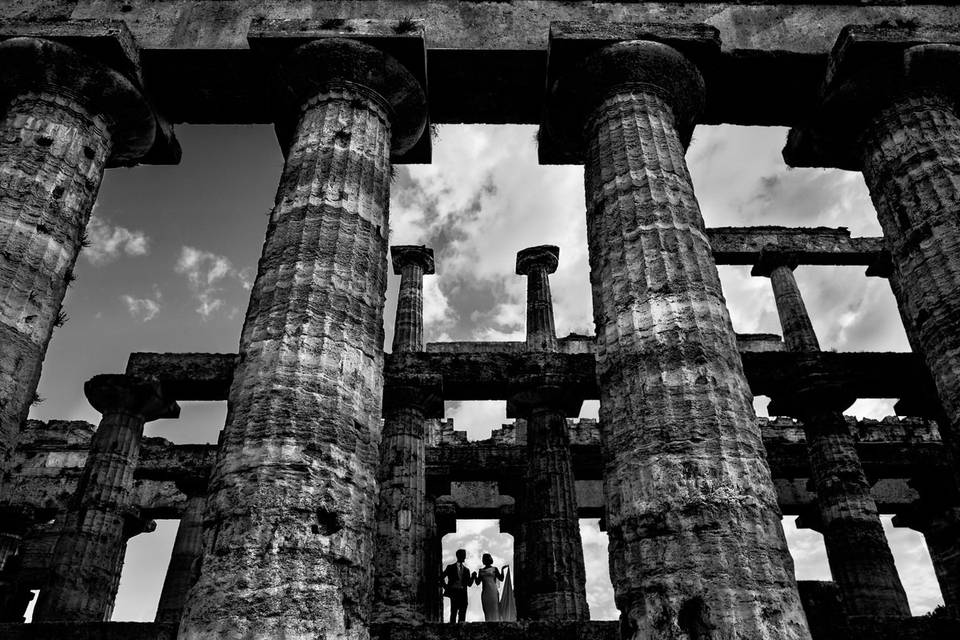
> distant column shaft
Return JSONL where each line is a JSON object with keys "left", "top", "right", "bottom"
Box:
{"left": 155, "top": 494, "right": 205, "bottom": 624}
{"left": 515, "top": 404, "right": 589, "bottom": 620}
{"left": 34, "top": 375, "right": 175, "bottom": 621}
{"left": 761, "top": 257, "right": 910, "bottom": 616}
{"left": 375, "top": 245, "right": 436, "bottom": 622}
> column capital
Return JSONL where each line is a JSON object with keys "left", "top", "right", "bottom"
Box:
{"left": 84, "top": 374, "right": 179, "bottom": 421}
{"left": 516, "top": 245, "right": 559, "bottom": 276}
{"left": 248, "top": 19, "right": 429, "bottom": 159}
{"left": 391, "top": 245, "right": 435, "bottom": 275}
{"left": 0, "top": 21, "right": 161, "bottom": 166}
{"left": 785, "top": 25, "right": 960, "bottom": 170}
{"left": 541, "top": 22, "right": 718, "bottom": 162}
{"left": 750, "top": 249, "right": 799, "bottom": 278}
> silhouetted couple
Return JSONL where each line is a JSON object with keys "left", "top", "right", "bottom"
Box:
{"left": 442, "top": 549, "right": 512, "bottom": 622}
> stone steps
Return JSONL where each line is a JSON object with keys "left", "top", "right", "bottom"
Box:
{"left": 3, "top": 618, "right": 960, "bottom": 640}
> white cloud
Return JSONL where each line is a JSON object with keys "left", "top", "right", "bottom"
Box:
{"left": 174, "top": 246, "right": 249, "bottom": 319}
{"left": 84, "top": 215, "right": 150, "bottom": 265}
{"left": 120, "top": 286, "right": 161, "bottom": 322}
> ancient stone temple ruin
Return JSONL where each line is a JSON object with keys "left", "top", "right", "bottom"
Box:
{"left": 2, "top": 2, "right": 960, "bottom": 639}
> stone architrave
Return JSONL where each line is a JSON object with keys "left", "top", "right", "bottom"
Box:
{"left": 155, "top": 489, "right": 206, "bottom": 624}
{"left": 0, "top": 33, "right": 156, "bottom": 472}
{"left": 178, "top": 35, "right": 427, "bottom": 638}
{"left": 509, "top": 245, "right": 589, "bottom": 620}
{"left": 373, "top": 245, "right": 440, "bottom": 623}
{"left": 545, "top": 26, "right": 811, "bottom": 638}
{"left": 32, "top": 374, "right": 178, "bottom": 621}
{"left": 754, "top": 252, "right": 910, "bottom": 617}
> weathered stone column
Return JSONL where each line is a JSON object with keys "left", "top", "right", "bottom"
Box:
{"left": 33, "top": 374, "right": 177, "bottom": 621}
{"left": 178, "top": 34, "right": 426, "bottom": 639}
{"left": 517, "top": 245, "right": 559, "bottom": 352}
{"left": 545, "top": 28, "right": 810, "bottom": 638}
{"left": 0, "top": 33, "right": 155, "bottom": 471}
{"left": 374, "top": 245, "right": 441, "bottom": 623}
{"left": 155, "top": 491, "right": 206, "bottom": 624}
{"left": 787, "top": 29, "right": 960, "bottom": 492}
{"left": 509, "top": 245, "right": 588, "bottom": 620}
{"left": 390, "top": 245, "right": 435, "bottom": 353}
{"left": 754, "top": 252, "right": 910, "bottom": 616}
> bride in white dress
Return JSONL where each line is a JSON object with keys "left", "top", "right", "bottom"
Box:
{"left": 474, "top": 553, "right": 507, "bottom": 621}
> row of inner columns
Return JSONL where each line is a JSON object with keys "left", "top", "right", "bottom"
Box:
{"left": 2, "top": 24, "right": 960, "bottom": 638}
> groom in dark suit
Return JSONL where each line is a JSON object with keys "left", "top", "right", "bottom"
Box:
{"left": 442, "top": 548, "right": 473, "bottom": 623}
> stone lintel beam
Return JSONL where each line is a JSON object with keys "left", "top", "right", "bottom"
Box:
{"left": 248, "top": 17, "right": 430, "bottom": 163}
{"left": 0, "top": 20, "right": 178, "bottom": 165}
{"left": 784, "top": 24, "right": 960, "bottom": 170}
{"left": 122, "top": 349, "right": 939, "bottom": 409}
{"left": 506, "top": 372, "right": 585, "bottom": 419}
{"left": 708, "top": 227, "right": 886, "bottom": 268}
{"left": 0, "top": 418, "right": 947, "bottom": 520}
{"left": 540, "top": 21, "right": 720, "bottom": 163}
{"left": 382, "top": 374, "right": 444, "bottom": 419}
{"left": 125, "top": 352, "right": 238, "bottom": 401}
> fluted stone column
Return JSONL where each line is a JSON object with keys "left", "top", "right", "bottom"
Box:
{"left": 763, "top": 260, "right": 911, "bottom": 609}
{"left": 33, "top": 374, "right": 177, "bottom": 621}
{"left": 754, "top": 253, "right": 909, "bottom": 616}
{"left": 0, "top": 36, "right": 155, "bottom": 471}
{"left": 796, "top": 33, "right": 960, "bottom": 492}
{"left": 155, "top": 492, "right": 206, "bottom": 624}
{"left": 517, "top": 245, "right": 559, "bottom": 352}
{"left": 510, "top": 245, "right": 588, "bottom": 620}
{"left": 178, "top": 37, "right": 426, "bottom": 639}
{"left": 374, "top": 245, "right": 438, "bottom": 623}
{"left": 390, "top": 245, "right": 435, "bottom": 353}
{"left": 546, "top": 35, "right": 810, "bottom": 638}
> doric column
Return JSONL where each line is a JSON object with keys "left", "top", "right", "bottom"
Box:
{"left": 754, "top": 252, "right": 910, "bottom": 616}
{"left": 33, "top": 374, "right": 177, "bottom": 621}
{"left": 374, "top": 245, "right": 439, "bottom": 623}
{"left": 178, "top": 34, "right": 427, "bottom": 638}
{"left": 545, "top": 28, "right": 810, "bottom": 638}
{"left": 510, "top": 384, "right": 589, "bottom": 620}
{"left": 0, "top": 33, "right": 156, "bottom": 471}
{"left": 788, "top": 29, "right": 960, "bottom": 491}
{"left": 391, "top": 245, "right": 435, "bottom": 353}
{"left": 516, "top": 245, "right": 559, "bottom": 352}
{"left": 155, "top": 490, "right": 206, "bottom": 624}
{"left": 509, "top": 245, "right": 588, "bottom": 620}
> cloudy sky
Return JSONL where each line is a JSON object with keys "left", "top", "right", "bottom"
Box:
{"left": 25, "top": 122, "right": 942, "bottom": 622}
